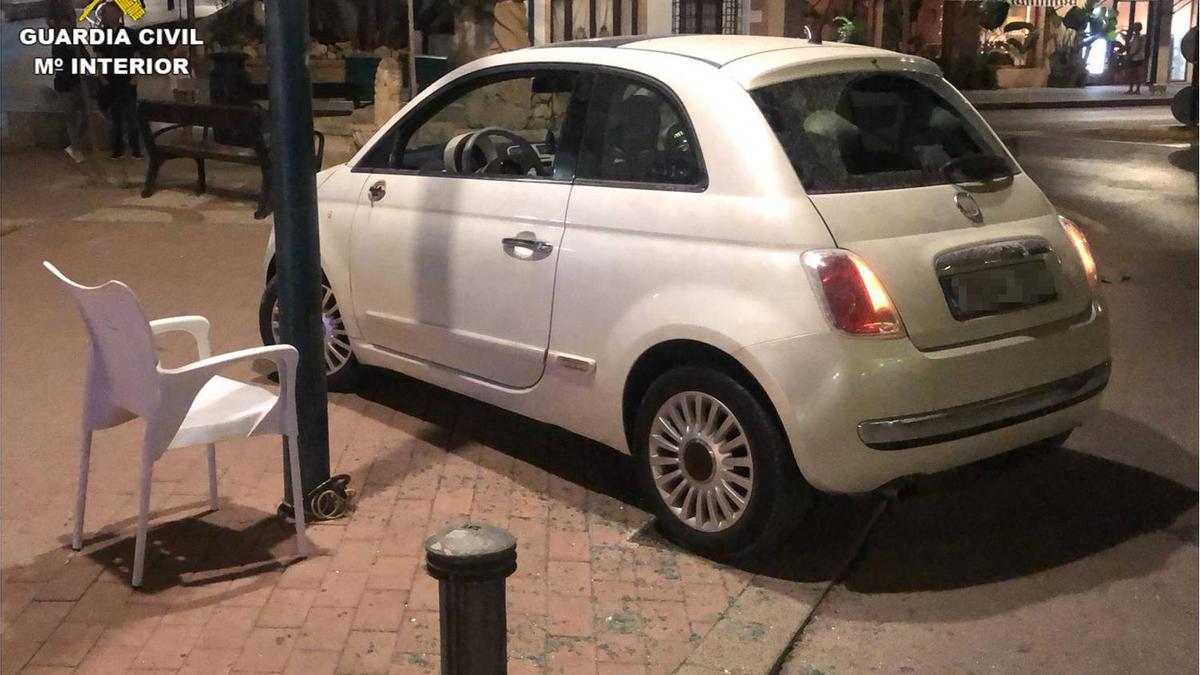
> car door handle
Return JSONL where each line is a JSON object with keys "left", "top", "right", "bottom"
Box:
{"left": 368, "top": 180, "right": 386, "bottom": 203}
{"left": 502, "top": 237, "right": 553, "bottom": 254}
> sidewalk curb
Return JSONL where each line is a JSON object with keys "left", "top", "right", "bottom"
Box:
{"left": 970, "top": 97, "right": 1172, "bottom": 111}
{"left": 674, "top": 498, "right": 890, "bottom": 675}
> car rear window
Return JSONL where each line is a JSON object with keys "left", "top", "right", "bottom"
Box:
{"left": 750, "top": 71, "right": 1014, "bottom": 194}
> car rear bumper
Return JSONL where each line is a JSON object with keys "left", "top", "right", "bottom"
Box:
{"left": 739, "top": 298, "right": 1111, "bottom": 493}
{"left": 857, "top": 360, "right": 1110, "bottom": 451}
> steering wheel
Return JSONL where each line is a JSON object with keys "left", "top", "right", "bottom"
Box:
{"left": 459, "top": 127, "right": 545, "bottom": 177}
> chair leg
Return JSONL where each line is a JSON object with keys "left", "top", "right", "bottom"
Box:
{"left": 131, "top": 450, "right": 155, "bottom": 588}
{"left": 195, "top": 158, "right": 207, "bottom": 194}
{"left": 206, "top": 443, "right": 219, "bottom": 511}
{"left": 141, "top": 157, "right": 162, "bottom": 198}
{"left": 285, "top": 434, "right": 309, "bottom": 558}
{"left": 254, "top": 164, "right": 271, "bottom": 220}
{"left": 72, "top": 430, "right": 93, "bottom": 551}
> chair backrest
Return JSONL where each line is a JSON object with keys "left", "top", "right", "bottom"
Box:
{"left": 44, "top": 262, "right": 160, "bottom": 423}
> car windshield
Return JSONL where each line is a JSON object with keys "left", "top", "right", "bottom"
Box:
{"left": 750, "top": 71, "right": 1015, "bottom": 194}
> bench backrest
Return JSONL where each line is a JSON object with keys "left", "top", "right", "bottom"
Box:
{"left": 138, "top": 101, "right": 266, "bottom": 149}
{"left": 139, "top": 101, "right": 265, "bottom": 129}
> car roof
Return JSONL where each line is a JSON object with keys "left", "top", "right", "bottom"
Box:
{"left": 531, "top": 34, "right": 938, "bottom": 88}
{"left": 535, "top": 34, "right": 888, "bottom": 66}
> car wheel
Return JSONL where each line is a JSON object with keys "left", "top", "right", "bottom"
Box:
{"left": 259, "top": 276, "right": 360, "bottom": 391}
{"left": 633, "top": 365, "right": 814, "bottom": 560}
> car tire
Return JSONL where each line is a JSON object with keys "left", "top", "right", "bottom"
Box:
{"left": 259, "top": 276, "right": 360, "bottom": 392}
{"left": 633, "top": 365, "right": 814, "bottom": 561}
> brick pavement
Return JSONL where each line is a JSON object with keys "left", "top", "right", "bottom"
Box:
{"left": 1, "top": 367, "right": 765, "bottom": 674}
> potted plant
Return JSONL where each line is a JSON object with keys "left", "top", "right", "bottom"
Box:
{"left": 1046, "top": 0, "right": 1118, "bottom": 87}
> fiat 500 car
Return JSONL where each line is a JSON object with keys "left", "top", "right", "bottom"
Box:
{"left": 260, "top": 35, "right": 1110, "bottom": 557}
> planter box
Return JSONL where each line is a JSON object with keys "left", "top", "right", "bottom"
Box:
{"left": 997, "top": 65, "right": 1050, "bottom": 89}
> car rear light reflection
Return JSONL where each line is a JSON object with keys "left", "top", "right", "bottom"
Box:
{"left": 802, "top": 249, "right": 905, "bottom": 337}
{"left": 1058, "top": 215, "right": 1099, "bottom": 289}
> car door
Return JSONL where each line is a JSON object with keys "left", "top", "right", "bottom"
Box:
{"left": 348, "top": 66, "right": 590, "bottom": 388}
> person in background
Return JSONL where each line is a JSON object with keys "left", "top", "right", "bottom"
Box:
{"left": 50, "top": 11, "right": 89, "bottom": 163}
{"left": 1121, "top": 22, "right": 1149, "bottom": 95}
{"left": 96, "top": 0, "right": 142, "bottom": 158}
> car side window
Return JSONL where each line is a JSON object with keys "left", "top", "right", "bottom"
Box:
{"left": 358, "top": 70, "right": 582, "bottom": 180}
{"left": 577, "top": 75, "right": 702, "bottom": 187}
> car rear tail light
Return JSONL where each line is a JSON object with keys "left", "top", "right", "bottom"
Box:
{"left": 802, "top": 249, "right": 905, "bottom": 337}
{"left": 1058, "top": 215, "right": 1099, "bottom": 289}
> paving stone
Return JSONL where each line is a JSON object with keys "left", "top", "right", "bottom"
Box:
{"left": 257, "top": 589, "right": 318, "bottom": 629}
{"left": 283, "top": 649, "right": 341, "bottom": 675}
{"left": 296, "top": 607, "right": 355, "bottom": 652}
{"left": 331, "top": 540, "right": 379, "bottom": 573}
{"left": 337, "top": 630, "right": 397, "bottom": 674}
{"left": 95, "top": 603, "right": 166, "bottom": 648}
{"left": 72, "top": 644, "right": 142, "bottom": 674}
{"left": 548, "top": 530, "right": 590, "bottom": 562}
{"left": 34, "top": 557, "right": 103, "bottom": 602}
{"left": 195, "top": 606, "right": 260, "bottom": 650}
{"left": 314, "top": 570, "right": 369, "bottom": 609}
{"left": 132, "top": 623, "right": 204, "bottom": 670}
{"left": 351, "top": 589, "right": 407, "bottom": 632}
{"left": 405, "top": 573, "right": 440, "bottom": 612}
{"left": 278, "top": 557, "right": 331, "bottom": 590}
{"left": 28, "top": 620, "right": 105, "bottom": 667}
{"left": 366, "top": 556, "right": 419, "bottom": 591}
{"left": 5, "top": 601, "right": 72, "bottom": 645}
{"left": 546, "top": 595, "right": 594, "bottom": 637}
{"left": 178, "top": 647, "right": 240, "bottom": 675}
{"left": 394, "top": 610, "right": 439, "bottom": 654}
{"left": 547, "top": 561, "right": 592, "bottom": 598}
{"left": 233, "top": 627, "right": 298, "bottom": 672}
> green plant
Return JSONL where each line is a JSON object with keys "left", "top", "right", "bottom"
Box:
{"left": 832, "top": 15, "right": 864, "bottom": 44}
{"left": 1046, "top": 0, "right": 1119, "bottom": 87}
{"left": 976, "top": 2, "right": 1037, "bottom": 69}
{"left": 980, "top": 0, "right": 1010, "bottom": 31}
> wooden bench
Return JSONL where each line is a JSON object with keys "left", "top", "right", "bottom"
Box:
{"left": 137, "top": 101, "right": 325, "bottom": 219}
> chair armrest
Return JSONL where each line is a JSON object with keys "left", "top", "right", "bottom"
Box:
{"left": 156, "top": 344, "right": 301, "bottom": 439}
{"left": 150, "top": 315, "right": 211, "bottom": 359}
{"left": 161, "top": 344, "right": 298, "bottom": 385}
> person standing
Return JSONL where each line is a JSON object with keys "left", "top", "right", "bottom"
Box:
{"left": 49, "top": 12, "right": 89, "bottom": 162}
{"left": 96, "top": 1, "right": 142, "bottom": 158}
{"left": 1122, "top": 22, "right": 1149, "bottom": 95}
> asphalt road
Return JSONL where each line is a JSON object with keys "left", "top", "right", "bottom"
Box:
{"left": 783, "top": 107, "right": 1199, "bottom": 674}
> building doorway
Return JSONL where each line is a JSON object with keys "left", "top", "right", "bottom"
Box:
{"left": 1168, "top": 0, "right": 1196, "bottom": 81}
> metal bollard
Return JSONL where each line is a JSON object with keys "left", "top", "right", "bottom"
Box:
{"left": 424, "top": 523, "right": 518, "bottom": 675}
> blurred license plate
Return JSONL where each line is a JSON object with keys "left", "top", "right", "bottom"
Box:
{"left": 941, "top": 260, "right": 1057, "bottom": 320}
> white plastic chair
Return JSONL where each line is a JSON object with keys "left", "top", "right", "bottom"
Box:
{"left": 45, "top": 262, "right": 308, "bottom": 587}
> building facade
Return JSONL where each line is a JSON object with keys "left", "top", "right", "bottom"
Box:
{"left": 525, "top": 0, "right": 1195, "bottom": 87}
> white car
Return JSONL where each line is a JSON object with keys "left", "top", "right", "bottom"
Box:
{"left": 260, "top": 35, "right": 1110, "bottom": 557}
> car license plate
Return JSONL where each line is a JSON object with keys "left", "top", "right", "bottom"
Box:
{"left": 941, "top": 259, "right": 1057, "bottom": 320}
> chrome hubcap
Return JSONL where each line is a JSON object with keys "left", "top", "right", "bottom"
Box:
{"left": 649, "top": 391, "right": 753, "bottom": 533}
{"left": 271, "top": 284, "right": 352, "bottom": 375}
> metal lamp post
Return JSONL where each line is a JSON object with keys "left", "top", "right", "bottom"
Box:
{"left": 263, "top": 0, "right": 332, "bottom": 512}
